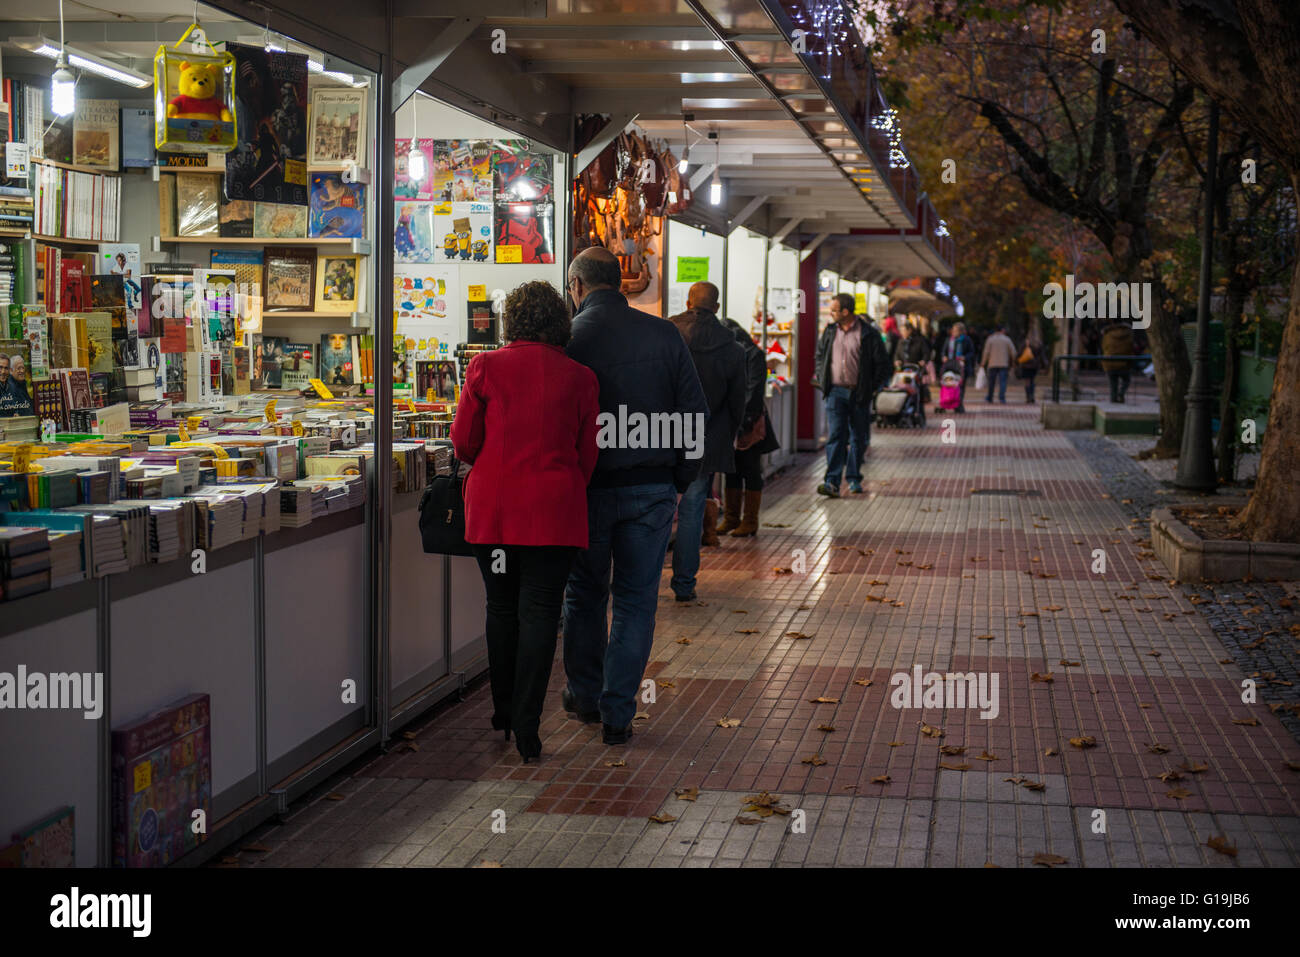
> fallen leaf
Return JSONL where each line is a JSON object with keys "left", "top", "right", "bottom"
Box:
{"left": 917, "top": 563, "right": 934, "bottom": 570}
{"left": 938, "top": 744, "right": 967, "bottom": 755}
{"left": 802, "top": 754, "right": 828, "bottom": 766}
{"left": 1156, "top": 769, "right": 1182, "bottom": 783}
{"left": 1179, "top": 762, "right": 1209, "bottom": 774}
{"left": 1022, "top": 780, "right": 1046, "bottom": 791}
{"left": 605, "top": 759, "right": 627, "bottom": 768}
{"left": 1231, "top": 717, "right": 1260, "bottom": 727}
{"left": 401, "top": 730, "right": 418, "bottom": 740}
{"left": 976, "top": 751, "right": 1000, "bottom": 761}
{"left": 939, "top": 762, "right": 970, "bottom": 771}
{"left": 735, "top": 629, "right": 759, "bottom": 635}
{"left": 920, "top": 723, "right": 945, "bottom": 738}
{"left": 762, "top": 523, "right": 791, "bottom": 528}
{"left": 984, "top": 862, "right": 1001, "bottom": 868}
{"left": 797, "top": 605, "right": 811, "bottom": 611}
{"left": 887, "top": 741, "right": 904, "bottom": 747}
{"left": 676, "top": 637, "right": 692, "bottom": 645}
{"left": 1285, "top": 761, "right": 1300, "bottom": 772}
{"left": 897, "top": 560, "right": 914, "bottom": 567}
{"left": 1146, "top": 743, "right": 1170, "bottom": 755}
{"left": 734, "top": 815, "right": 762, "bottom": 825}
{"left": 785, "top": 631, "right": 814, "bottom": 640}
{"left": 1031, "top": 672, "right": 1054, "bottom": 683}
{"left": 675, "top": 787, "right": 699, "bottom": 801}
{"left": 325, "top": 793, "right": 346, "bottom": 801}
{"left": 1059, "top": 660, "right": 1081, "bottom": 667}
{"left": 634, "top": 711, "right": 650, "bottom": 720}
{"left": 1147, "top": 650, "right": 1162, "bottom": 658}
{"left": 773, "top": 567, "right": 793, "bottom": 575}
{"left": 1044, "top": 748, "right": 1059, "bottom": 756}
{"left": 817, "top": 724, "right": 836, "bottom": 733}
{"left": 976, "top": 634, "right": 996, "bottom": 641}
{"left": 717, "top": 717, "right": 741, "bottom": 728}
{"left": 1069, "top": 736, "right": 1097, "bottom": 749}
{"left": 403, "top": 742, "right": 420, "bottom": 752}
{"left": 1032, "top": 853, "right": 1068, "bottom": 867}
{"left": 1165, "top": 788, "right": 1192, "bottom": 799}
{"left": 809, "top": 696, "right": 840, "bottom": 704}
{"left": 658, "top": 680, "right": 676, "bottom": 689}
{"left": 1042, "top": 605, "right": 1063, "bottom": 612}
{"left": 648, "top": 812, "right": 677, "bottom": 824}
{"left": 742, "top": 792, "right": 792, "bottom": 816}
{"left": 1205, "top": 835, "right": 1238, "bottom": 857}
{"left": 871, "top": 775, "right": 891, "bottom": 784}
{"left": 853, "top": 678, "right": 873, "bottom": 687}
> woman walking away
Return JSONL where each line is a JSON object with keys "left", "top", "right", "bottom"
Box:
{"left": 716, "top": 313, "right": 780, "bottom": 536}
{"left": 1017, "top": 334, "right": 1047, "bottom": 403}
{"left": 451, "top": 281, "right": 600, "bottom": 763}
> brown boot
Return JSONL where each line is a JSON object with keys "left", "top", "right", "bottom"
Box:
{"left": 731, "top": 490, "right": 762, "bottom": 537}
{"left": 702, "top": 499, "right": 719, "bottom": 546}
{"left": 717, "top": 487, "right": 742, "bottom": 534}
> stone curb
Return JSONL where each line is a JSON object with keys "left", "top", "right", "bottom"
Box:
{"left": 1151, "top": 506, "right": 1300, "bottom": 582}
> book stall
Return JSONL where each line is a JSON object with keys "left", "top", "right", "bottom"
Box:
{"left": 0, "top": 0, "right": 566, "bottom": 869}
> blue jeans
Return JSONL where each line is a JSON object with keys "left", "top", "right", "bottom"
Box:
{"left": 671, "top": 471, "right": 712, "bottom": 599}
{"left": 824, "top": 386, "right": 870, "bottom": 487}
{"left": 985, "top": 366, "right": 1008, "bottom": 402}
{"left": 563, "top": 483, "right": 676, "bottom": 729}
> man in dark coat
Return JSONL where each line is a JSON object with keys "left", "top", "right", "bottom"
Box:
{"left": 717, "top": 313, "right": 779, "bottom": 538}
{"left": 563, "top": 247, "right": 708, "bottom": 746}
{"left": 812, "top": 294, "right": 891, "bottom": 496}
{"left": 1100, "top": 321, "right": 1136, "bottom": 403}
{"left": 668, "top": 282, "right": 746, "bottom": 601}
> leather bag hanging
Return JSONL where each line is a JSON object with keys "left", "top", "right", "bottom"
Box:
{"left": 418, "top": 454, "right": 473, "bottom": 556}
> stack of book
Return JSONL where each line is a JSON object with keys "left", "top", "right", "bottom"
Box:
{"left": 279, "top": 484, "right": 315, "bottom": 528}
{"left": 0, "top": 187, "right": 34, "bottom": 231}
{"left": 47, "top": 530, "right": 84, "bottom": 587}
{"left": 0, "top": 526, "right": 51, "bottom": 601}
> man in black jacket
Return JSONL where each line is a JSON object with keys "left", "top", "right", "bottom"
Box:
{"left": 563, "top": 247, "right": 708, "bottom": 746}
{"left": 812, "top": 295, "right": 891, "bottom": 496}
{"left": 668, "top": 282, "right": 746, "bottom": 602}
{"left": 717, "top": 312, "right": 778, "bottom": 538}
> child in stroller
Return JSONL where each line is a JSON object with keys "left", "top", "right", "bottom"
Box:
{"left": 937, "top": 358, "right": 965, "bottom": 413}
{"left": 875, "top": 363, "right": 927, "bottom": 428}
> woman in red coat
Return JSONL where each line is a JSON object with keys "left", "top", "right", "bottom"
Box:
{"left": 451, "top": 280, "right": 600, "bottom": 763}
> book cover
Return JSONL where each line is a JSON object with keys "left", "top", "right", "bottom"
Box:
{"left": 255, "top": 336, "right": 287, "bottom": 388}
{"left": 279, "top": 342, "right": 314, "bottom": 390}
{"left": 13, "top": 806, "right": 75, "bottom": 867}
{"left": 82, "top": 311, "right": 114, "bottom": 374}
{"left": 60, "top": 260, "right": 87, "bottom": 312}
{"left": 120, "top": 107, "right": 154, "bottom": 168}
{"left": 314, "top": 254, "right": 361, "bottom": 313}
{"left": 319, "top": 333, "right": 354, "bottom": 386}
{"left": 174, "top": 173, "right": 219, "bottom": 236}
{"left": 218, "top": 197, "right": 254, "bottom": 237}
{"left": 209, "top": 250, "right": 262, "bottom": 299}
{"left": 96, "top": 243, "right": 143, "bottom": 330}
{"left": 263, "top": 247, "right": 314, "bottom": 311}
{"left": 309, "top": 173, "right": 365, "bottom": 238}
{"left": 22, "top": 305, "right": 47, "bottom": 380}
{"left": 309, "top": 89, "right": 365, "bottom": 167}
{"left": 223, "top": 44, "right": 308, "bottom": 206}
{"left": 162, "top": 352, "right": 185, "bottom": 400}
{"left": 253, "top": 202, "right": 306, "bottom": 238}
{"left": 73, "top": 98, "right": 120, "bottom": 170}
{"left": 61, "top": 368, "right": 92, "bottom": 410}
{"left": 0, "top": 338, "right": 34, "bottom": 417}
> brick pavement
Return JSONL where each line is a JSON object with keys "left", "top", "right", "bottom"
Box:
{"left": 233, "top": 400, "right": 1300, "bottom": 868}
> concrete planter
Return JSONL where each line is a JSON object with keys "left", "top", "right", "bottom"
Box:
{"left": 1151, "top": 507, "right": 1300, "bottom": 582}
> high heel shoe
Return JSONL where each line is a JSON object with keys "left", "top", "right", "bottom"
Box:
{"left": 490, "top": 714, "right": 511, "bottom": 742}
{"left": 515, "top": 731, "right": 542, "bottom": 764}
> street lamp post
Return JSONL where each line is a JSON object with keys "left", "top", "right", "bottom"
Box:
{"left": 1175, "top": 100, "right": 1219, "bottom": 491}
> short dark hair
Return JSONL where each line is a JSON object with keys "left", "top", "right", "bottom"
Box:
{"left": 503, "top": 281, "right": 571, "bottom": 347}
{"left": 569, "top": 250, "right": 621, "bottom": 290}
{"left": 833, "top": 293, "right": 856, "bottom": 313}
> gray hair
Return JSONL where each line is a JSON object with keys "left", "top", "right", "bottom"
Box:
{"left": 569, "top": 252, "right": 621, "bottom": 290}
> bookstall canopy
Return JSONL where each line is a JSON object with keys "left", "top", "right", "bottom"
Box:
{"left": 387, "top": 0, "right": 954, "bottom": 282}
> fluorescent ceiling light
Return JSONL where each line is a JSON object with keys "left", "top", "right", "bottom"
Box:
{"left": 13, "top": 37, "right": 150, "bottom": 88}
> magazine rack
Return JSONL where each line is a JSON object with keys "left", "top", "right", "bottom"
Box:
{"left": 153, "top": 23, "right": 237, "bottom": 153}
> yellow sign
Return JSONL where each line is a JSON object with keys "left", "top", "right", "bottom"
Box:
{"left": 11, "top": 445, "right": 33, "bottom": 473}
{"left": 426, "top": 388, "right": 436, "bottom": 403}
{"left": 467, "top": 284, "right": 487, "bottom": 301}
{"left": 854, "top": 292, "right": 867, "bottom": 314}
{"left": 187, "top": 416, "right": 202, "bottom": 431}
{"left": 308, "top": 378, "right": 334, "bottom": 399}
{"left": 496, "top": 245, "right": 523, "bottom": 264}
{"left": 292, "top": 420, "right": 304, "bottom": 437}
{"left": 133, "top": 761, "right": 151, "bottom": 794}
{"left": 264, "top": 400, "right": 277, "bottom": 422}
{"left": 405, "top": 399, "right": 417, "bottom": 413}
{"left": 177, "top": 424, "right": 190, "bottom": 442}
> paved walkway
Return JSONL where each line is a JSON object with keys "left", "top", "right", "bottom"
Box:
{"left": 232, "top": 396, "right": 1300, "bottom": 868}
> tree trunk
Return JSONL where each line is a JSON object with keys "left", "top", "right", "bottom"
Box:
{"left": 1137, "top": 263, "right": 1191, "bottom": 455}
{"left": 1238, "top": 177, "right": 1300, "bottom": 541}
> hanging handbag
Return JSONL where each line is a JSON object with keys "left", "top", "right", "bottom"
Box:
{"left": 735, "top": 414, "right": 767, "bottom": 451}
{"left": 418, "top": 454, "right": 474, "bottom": 556}
{"left": 1017, "top": 345, "right": 1034, "bottom": 365}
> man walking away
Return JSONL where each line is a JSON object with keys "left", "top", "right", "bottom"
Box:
{"left": 1100, "top": 321, "right": 1136, "bottom": 403}
{"left": 563, "top": 247, "right": 708, "bottom": 746}
{"left": 717, "top": 309, "right": 779, "bottom": 537}
{"left": 668, "top": 282, "right": 746, "bottom": 601}
{"left": 981, "top": 324, "right": 1016, "bottom": 403}
{"left": 812, "top": 293, "right": 891, "bottom": 497}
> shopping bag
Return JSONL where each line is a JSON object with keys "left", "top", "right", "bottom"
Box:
{"left": 418, "top": 454, "right": 474, "bottom": 556}
{"left": 975, "top": 366, "right": 988, "bottom": 391}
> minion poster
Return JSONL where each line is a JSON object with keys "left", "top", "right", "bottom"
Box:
{"left": 223, "top": 43, "right": 309, "bottom": 205}
{"left": 433, "top": 202, "right": 492, "bottom": 264}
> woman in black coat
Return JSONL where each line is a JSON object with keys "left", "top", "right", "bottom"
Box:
{"left": 716, "top": 316, "right": 780, "bottom": 538}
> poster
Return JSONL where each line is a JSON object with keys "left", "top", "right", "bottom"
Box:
{"left": 223, "top": 44, "right": 309, "bottom": 205}
{"left": 308, "top": 88, "right": 365, "bottom": 167}
{"left": 394, "top": 202, "right": 435, "bottom": 263}
{"left": 433, "top": 201, "right": 492, "bottom": 263}
{"left": 394, "top": 265, "right": 458, "bottom": 350}
{"left": 395, "top": 138, "right": 435, "bottom": 201}
{"left": 309, "top": 173, "right": 365, "bottom": 238}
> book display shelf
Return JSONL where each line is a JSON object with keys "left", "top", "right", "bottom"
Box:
{"left": 0, "top": 1, "right": 575, "bottom": 870}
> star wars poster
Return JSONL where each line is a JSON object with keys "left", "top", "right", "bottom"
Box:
{"left": 224, "top": 44, "right": 309, "bottom": 206}
{"left": 491, "top": 141, "right": 554, "bottom": 264}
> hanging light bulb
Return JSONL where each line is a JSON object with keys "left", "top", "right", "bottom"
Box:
{"left": 407, "top": 144, "right": 427, "bottom": 182}
{"left": 51, "top": 0, "right": 75, "bottom": 117}
{"left": 709, "top": 168, "right": 722, "bottom": 205}
{"left": 678, "top": 147, "right": 689, "bottom": 175}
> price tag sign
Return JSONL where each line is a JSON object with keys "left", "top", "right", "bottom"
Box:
{"left": 495, "top": 245, "right": 523, "bottom": 264}
{"left": 426, "top": 388, "right": 436, "bottom": 404}
{"left": 187, "top": 416, "right": 203, "bottom": 432}
{"left": 177, "top": 424, "right": 190, "bottom": 442}
{"left": 405, "top": 399, "right": 417, "bottom": 413}
{"left": 309, "top": 378, "right": 334, "bottom": 399}
{"left": 12, "top": 444, "right": 34, "bottom": 473}
{"left": 467, "top": 284, "right": 487, "bottom": 301}
{"left": 292, "top": 420, "right": 304, "bottom": 437}
{"left": 264, "top": 399, "right": 277, "bottom": 422}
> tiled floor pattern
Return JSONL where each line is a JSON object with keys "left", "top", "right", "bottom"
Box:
{"left": 235, "top": 402, "right": 1300, "bottom": 867}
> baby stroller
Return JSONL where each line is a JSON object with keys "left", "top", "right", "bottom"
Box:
{"left": 875, "top": 363, "right": 927, "bottom": 428}
{"left": 937, "top": 359, "right": 964, "bottom": 413}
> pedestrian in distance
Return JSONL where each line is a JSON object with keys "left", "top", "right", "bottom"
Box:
{"left": 981, "top": 324, "right": 1016, "bottom": 403}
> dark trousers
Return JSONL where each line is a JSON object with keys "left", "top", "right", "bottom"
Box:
{"left": 725, "top": 446, "right": 764, "bottom": 492}
{"left": 471, "top": 543, "right": 577, "bottom": 737}
{"left": 824, "top": 385, "right": 870, "bottom": 486}
{"left": 1107, "top": 370, "right": 1131, "bottom": 403}
{"left": 1023, "top": 370, "right": 1038, "bottom": 402}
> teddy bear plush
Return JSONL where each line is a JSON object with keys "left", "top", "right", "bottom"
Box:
{"left": 167, "top": 61, "right": 232, "bottom": 121}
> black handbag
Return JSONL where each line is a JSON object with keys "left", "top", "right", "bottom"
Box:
{"left": 418, "top": 454, "right": 474, "bottom": 556}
